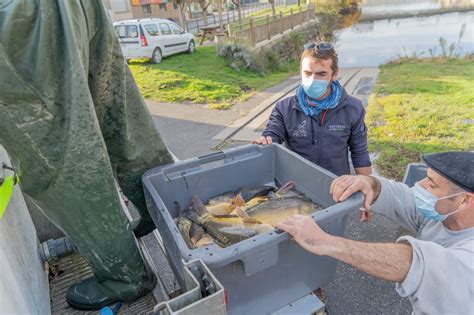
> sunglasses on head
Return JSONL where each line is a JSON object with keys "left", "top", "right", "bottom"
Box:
{"left": 303, "top": 42, "right": 334, "bottom": 51}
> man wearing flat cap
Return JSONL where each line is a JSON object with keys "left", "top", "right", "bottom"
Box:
{"left": 277, "top": 151, "right": 474, "bottom": 314}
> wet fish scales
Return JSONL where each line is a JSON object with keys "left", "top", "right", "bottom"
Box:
{"left": 207, "top": 192, "right": 236, "bottom": 206}
{"left": 188, "top": 196, "right": 269, "bottom": 247}
{"left": 247, "top": 197, "right": 322, "bottom": 226}
{"left": 238, "top": 185, "right": 276, "bottom": 202}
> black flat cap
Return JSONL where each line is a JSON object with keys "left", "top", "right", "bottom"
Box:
{"left": 422, "top": 151, "right": 474, "bottom": 192}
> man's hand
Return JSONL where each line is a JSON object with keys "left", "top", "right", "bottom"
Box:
{"left": 331, "top": 175, "right": 381, "bottom": 222}
{"left": 251, "top": 136, "right": 273, "bottom": 145}
{"left": 275, "top": 215, "right": 332, "bottom": 256}
{"left": 330, "top": 175, "right": 380, "bottom": 210}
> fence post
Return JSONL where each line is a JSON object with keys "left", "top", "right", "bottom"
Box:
{"left": 213, "top": 14, "right": 216, "bottom": 24}
{"left": 299, "top": 5, "right": 302, "bottom": 24}
{"left": 280, "top": 12, "right": 283, "bottom": 34}
{"left": 227, "top": 11, "right": 230, "bottom": 24}
{"left": 249, "top": 18, "right": 255, "bottom": 46}
{"left": 266, "top": 15, "right": 271, "bottom": 40}
{"left": 290, "top": 8, "right": 294, "bottom": 29}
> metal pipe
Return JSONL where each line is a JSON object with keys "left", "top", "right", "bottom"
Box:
{"left": 38, "top": 236, "right": 76, "bottom": 263}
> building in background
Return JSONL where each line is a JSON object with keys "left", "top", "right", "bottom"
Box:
{"left": 130, "top": 0, "right": 181, "bottom": 23}
{"left": 102, "top": 0, "right": 181, "bottom": 23}
{"left": 103, "top": 0, "right": 134, "bottom": 21}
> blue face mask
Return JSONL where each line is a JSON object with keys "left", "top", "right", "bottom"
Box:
{"left": 302, "top": 78, "right": 329, "bottom": 99}
{"left": 414, "top": 182, "right": 462, "bottom": 221}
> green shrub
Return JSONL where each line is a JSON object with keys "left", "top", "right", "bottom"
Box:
{"left": 218, "top": 44, "right": 266, "bottom": 74}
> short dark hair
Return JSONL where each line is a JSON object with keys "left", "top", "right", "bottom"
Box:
{"left": 300, "top": 47, "right": 339, "bottom": 73}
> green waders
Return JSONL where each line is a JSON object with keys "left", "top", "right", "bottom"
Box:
{"left": 0, "top": 0, "right": 172, "bottom": 304}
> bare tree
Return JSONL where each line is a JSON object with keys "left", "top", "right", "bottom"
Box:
{"left": 216, "top": 0, "right": 223, "bottom": 31}
{"left": 269, "top": 0, "right": 276, "bottom": 16}
{"left": 174, "top": 0, "right": 191, "bottom": 31}
{"left": 231, "top": 0, "right": 242, "bottom": 25}
{"left": 197, "top": 0, "right": 211, "bottom": 27}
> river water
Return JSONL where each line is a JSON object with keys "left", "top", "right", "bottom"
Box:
{"left": 334, "top": 0, "right": 474, "bottom": 67}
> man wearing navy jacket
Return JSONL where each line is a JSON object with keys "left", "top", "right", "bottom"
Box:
{"left": 253, "top": 43, "right": 372, "bottom": 176}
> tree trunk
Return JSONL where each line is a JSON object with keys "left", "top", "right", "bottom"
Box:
{"left": 270, "top": 0, "right": 276, "bottom": 16}
{"left": 178, "top": 2, "right": 186, "bottom": 31}
{"left": 217, "top": 0, "right": 223, "bottom": 31}
{"left": 188, "top": 5, "right": 193, "bottom": 19}
{"left": 199, "top": 0, "right": 209, "bottom": 27}
{"left": 237, "top": 0, "right": 242, "bottom": 25}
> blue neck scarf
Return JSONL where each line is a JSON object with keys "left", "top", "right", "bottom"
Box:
{"left": 296, "top": 80, "right": 343, "bottom": 116}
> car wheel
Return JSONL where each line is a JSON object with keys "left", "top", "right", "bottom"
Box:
{"left": 151, "top": 48, "right": 162, "bottom": 64}
{"left": 187, "top": 40, "right": 195, "bottom": 54}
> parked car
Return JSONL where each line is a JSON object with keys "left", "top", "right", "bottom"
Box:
{"left": 113, "top": 18, "right": 195, "bottom": 63}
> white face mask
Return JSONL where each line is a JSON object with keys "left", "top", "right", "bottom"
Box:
{"left": 414, "top": 182, "right": 463, "bottom": 221}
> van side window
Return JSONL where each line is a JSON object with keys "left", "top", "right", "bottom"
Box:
{"left": 114, "top": 25, "right": 138, "bottom": 38}
{"left": 159, "top": 23, "right": 172, "bottom": 35}
{"left": 144, "top": 24, "right": 159, "bottom": 36}
{"left": 169, "top": 23, "right": 183, "bottom": 35}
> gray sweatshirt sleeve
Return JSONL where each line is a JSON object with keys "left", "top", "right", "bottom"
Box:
{"left": 370, "top": 177, "right": 425, "bottom": 234}
{"left": 395, "top": 236, "right": 474, "bottom": 314}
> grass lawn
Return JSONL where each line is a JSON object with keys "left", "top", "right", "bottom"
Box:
{"left": 129, "top": 46, "right": 297, "bottom": 109}
{"left": 367, "top": 57, "right": 474, "bottom": 180}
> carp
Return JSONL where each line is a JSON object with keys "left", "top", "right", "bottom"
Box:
{"left": 175, "top": 216, "right": 203, "bottom": 249}
{"left": 238, "top": 185, "right": 276, "bottom": 202}
{"left": 207, "top": 191, "right": 236, "bottom": 206}
{"left": 245, "top": 197, "right": 322, "bottom": 226}
{"left": 182, "top": 196, "right": 273, "bottom": 247}
{"left": 205, "top": 194, "right": 245, "bottom": 216}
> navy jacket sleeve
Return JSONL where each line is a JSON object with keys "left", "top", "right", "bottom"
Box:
{"left": 348, "top": 103, "right": 371, "bottom": 168}
{"left": 261, "top": 102, "right": 287, "bottom": 144}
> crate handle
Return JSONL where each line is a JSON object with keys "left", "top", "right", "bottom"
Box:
{"left": 197, "top": 151, "right": 225, "bottom": 164}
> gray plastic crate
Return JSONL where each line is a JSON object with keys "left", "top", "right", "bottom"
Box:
{"left": 153, "top": 259, "right": 226, "bottom": 315}
{"left": 143, "top": 144, "right": 364, "bottom": 314}
{"left": 403, "top": 163, "right": 428, "bottom": 187}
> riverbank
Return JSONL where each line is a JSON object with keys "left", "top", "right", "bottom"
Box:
{"left": 367, "top": 56, "right": 474, "bottom": 180}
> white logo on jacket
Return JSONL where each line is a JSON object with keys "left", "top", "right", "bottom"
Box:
{"left": 293, "top": 120, "right": 308, "bottom": 138}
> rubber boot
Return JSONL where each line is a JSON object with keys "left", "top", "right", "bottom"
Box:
{"left": 66, "top": 277, "right": 117, "bottom": 311}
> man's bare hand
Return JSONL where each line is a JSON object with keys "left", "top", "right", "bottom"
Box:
{"left": 251, "top": 136, "right": 273, "bottom": 145}
{"left": 275, "top": 215, "right": 332, "bottom": 256}
{"left": 330, "top": 175, "right": 377, "bottom": 211}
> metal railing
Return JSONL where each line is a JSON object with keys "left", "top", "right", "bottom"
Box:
{"left": 184, "top": 0, "right": 299, "bottom": 34}
{"left": 229, "top": 3, "right": 315, "bottom": 46}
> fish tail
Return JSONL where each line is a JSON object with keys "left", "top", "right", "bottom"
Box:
{"left": 276, "top": 180, "right": 295, "bottom": 196}
{"left": 192, "top": 195, "right": 209, "bottom": 216}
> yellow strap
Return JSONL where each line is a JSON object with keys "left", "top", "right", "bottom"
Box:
{"left": 0, "top": 175, "right": 19, "bottom": 218}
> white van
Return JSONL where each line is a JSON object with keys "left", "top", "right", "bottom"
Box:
{"left": 113, "top": 18, "right": 195, "bottom": 63}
